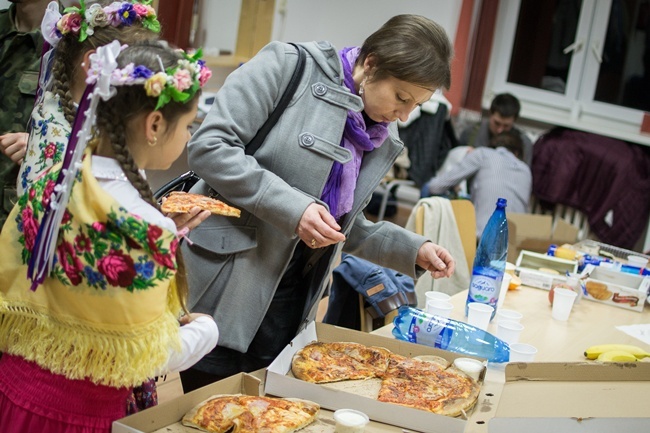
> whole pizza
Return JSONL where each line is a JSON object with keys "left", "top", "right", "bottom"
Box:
{"left": 182, "top": 394, "right": 319, "bottom": 433}
{"left": 291, "top": 341, "right": 481, "bottom": 417}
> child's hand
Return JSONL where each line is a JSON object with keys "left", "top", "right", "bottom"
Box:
{"left": 179, "top": 312, "right": 213, "bottom": 326}
{"left": 162, "top": 200, "right": 210, "bottom": 232}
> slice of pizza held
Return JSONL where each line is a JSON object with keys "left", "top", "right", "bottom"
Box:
{"left": 161, "top": 191, "right": 241, "bottom": 218}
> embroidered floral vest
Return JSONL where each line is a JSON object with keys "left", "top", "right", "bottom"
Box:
{"left": 0, "top": 151, "right": 182, "bottom": 388}
{"left": 18, "top": 90, "right": 70, "bottom": 195}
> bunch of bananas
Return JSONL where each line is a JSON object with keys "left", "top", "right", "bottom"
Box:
{"left": 584, "top": 344, "right": 650, "bottom": 362}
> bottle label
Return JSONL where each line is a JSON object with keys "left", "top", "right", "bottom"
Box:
{"left": 468, "top": 267, "right": 500, "bottom": 306}
{"left": 407, "top": 315, "right": 445, "bottom": 347}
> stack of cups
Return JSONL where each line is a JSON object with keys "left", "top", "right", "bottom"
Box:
{"left": 467, "top": 303, "right": 494, "bottom": 330}
{"left": 425, "top": 291, "right": 453, "bottom": 319}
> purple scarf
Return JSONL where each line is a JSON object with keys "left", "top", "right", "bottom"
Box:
{"left": 320, "top": 47, "right": 389, "bottom": 220}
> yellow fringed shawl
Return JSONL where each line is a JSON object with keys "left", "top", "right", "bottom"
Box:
{"left": 0, "top": 151, "right": 182, "bottom": 388}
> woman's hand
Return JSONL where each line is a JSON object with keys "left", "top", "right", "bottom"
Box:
{"left": 416, "top": 242, "right": 455, "bottom": 279}
{"left": 0, "top": 132, "right": 28, "bottom": 164}
{"left": 296, "top": 203, "right": 346, "bottom": 249}
{"left": 178, "top": 312, "right": 213, "bottom": 325}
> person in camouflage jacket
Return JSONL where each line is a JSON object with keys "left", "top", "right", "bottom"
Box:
{"left": 0, "top": 0, "right": 49, "bottom": 230}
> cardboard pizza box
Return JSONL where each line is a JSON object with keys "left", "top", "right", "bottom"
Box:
{"left": 264, "top": 321, "right": 495, "bottom": 433}
{"left": 488, "top": 362, "right": 650, "bottom": 433}
{"left": 111, "top": 369, "right": 415, "bottom": 433}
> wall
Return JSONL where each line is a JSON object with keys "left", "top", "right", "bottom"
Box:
{"left": 199, "top": 0, "right": 462, "bottom": 57}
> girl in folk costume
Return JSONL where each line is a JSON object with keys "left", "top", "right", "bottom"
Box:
{"left": 0, "top": 40, "right": 218, "bottom": 433}
{"left": 18, "top": 0, "right": 161, "bottom": 195}
{"left": 17, "top": 0, "right": 210, "bottom": 411}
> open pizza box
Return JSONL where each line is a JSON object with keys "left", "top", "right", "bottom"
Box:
{"left": 112, "top": 372, "right": 262, "bottom": 433}
{"left": 112, "top": 369, "right": 414, "bottom": 433}
{"left": 488, "top": 362, "right": 650, "bottom": 433}
{"left": 265, "top": 321, "right": 496, "bottom": 433}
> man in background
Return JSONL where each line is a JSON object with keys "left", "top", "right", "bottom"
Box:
{"left": 459, "top": 92, "right": 534, "bottom": 166}
{"left": 0, "top": 0, "right": 50, "bottom": 229}
{"left": 422, "top": 130, "right": 532, "bottom": 239}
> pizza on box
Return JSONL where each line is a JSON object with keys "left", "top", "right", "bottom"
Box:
{"left": 291, "top": 341, "right": 480, "bottom": 417}
{"left": 161, "top": 191, "right": 241, "bottom": 218}
{"left": 181, "top": 394, "right": 319, "bottom": 433}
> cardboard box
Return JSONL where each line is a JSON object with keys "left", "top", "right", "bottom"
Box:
{"left": 265, "top": 321, "right": 491, "bottom": 433}
{"left": 112, "top": 371, "right": 407, "bottom": 433}
{"left": 580, "top": 266, "right": 649, "bottom": 312}
{"left": 515, "top": 250, "right": 578, "bottom": 290}
{"left": 488, "top": 362, "right": 650, "bottom": 433}
{"left": 507, "top": 213, "right": 579, "bottom": 263}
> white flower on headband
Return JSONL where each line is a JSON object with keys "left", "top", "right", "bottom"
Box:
{"left": 84, "top": 3, "right": 109, "bottom": 36}
{"left": 41, "top": 0, "right": 161, "bottom": 44}
{"left": 86, "top": 44, "right": 213, "bottom": 110}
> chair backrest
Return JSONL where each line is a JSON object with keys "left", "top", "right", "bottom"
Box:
{"left": 450, "top": 200, "right": 476, "bottom": 274}
{"left": 419, "top": 200, "right": 476, "bottom": 274}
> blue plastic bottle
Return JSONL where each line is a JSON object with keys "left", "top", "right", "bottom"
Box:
{"left": 466, "top": 198, "right": 509, "bottom": 319}
{"left": 392, "top": 306, "right": 510, "bottom": 363}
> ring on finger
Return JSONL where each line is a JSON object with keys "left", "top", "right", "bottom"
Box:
{"left": 310, "top": 239, "right": 317, "bottom": 248}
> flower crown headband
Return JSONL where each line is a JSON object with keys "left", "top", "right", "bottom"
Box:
{"left": 85, "top": 43, "right": 212, "bottom": 110}
{"left": 42, "top": 0, "right": 160, "bottom": 45}
{"left": 28, "top": 40, "right": 210, "bottom": 290}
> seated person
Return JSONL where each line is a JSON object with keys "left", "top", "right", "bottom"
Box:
{"left": 459, "top": 93, "right": 534, "bottom": 166}
{"left": 422, "top": 130, "right": 532, "bottom": 238}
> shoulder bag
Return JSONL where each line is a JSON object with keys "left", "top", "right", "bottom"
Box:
{"left": 154, "top": 43, "right": 307, "bottom": 200}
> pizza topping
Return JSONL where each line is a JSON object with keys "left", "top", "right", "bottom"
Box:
{"left": 291, "top": 341, "right": 480, "bottom": 417}
{"left": 161, "top": 191, "right": 241, "bottom": 218}
{"left": 182, "top": 395, "right": 320, "bottom": 433}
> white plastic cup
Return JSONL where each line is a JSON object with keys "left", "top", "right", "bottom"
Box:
{"left": 453, "top": 357, "right": 484, "bottom": 381}
{"left": 426, "top": 300, "right": 454, "bottom": 318}
{"left": 425, "top": 291, "right": 451, "bottom": 303}
{"left": 333, "top": 409, "right": 370, "bottom": 433}
{"left": 496, "top": 320, "right": 524, "bottom": 345}
{"left": 496, "top": 308, "right": 523, "bottom": 324}
{"left": 509, "top": 343, "right": 538, "bottom": 362}
{"left": 467, "top": 303, "right": 494, "bottom": 330}
{"left": 551, "top": 288, "right": 578, "bottom": 321}
{"left": 497, "top": 274, "right": 512, "bottom": 309}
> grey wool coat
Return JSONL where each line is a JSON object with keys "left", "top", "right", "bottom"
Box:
{"left": 182, "top": 41, "right": 430, "bottom": 352}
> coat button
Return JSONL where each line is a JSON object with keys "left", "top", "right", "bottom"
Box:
{"left": 300, "top": 133, "right": 315, "bottom": 147}
{"left": 314, "top": 83, "right": 327, "bottom": 96}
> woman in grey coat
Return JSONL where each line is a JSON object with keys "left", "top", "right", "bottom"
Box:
{"left": 180, "top": 14, "right": 456, "bottom": 392}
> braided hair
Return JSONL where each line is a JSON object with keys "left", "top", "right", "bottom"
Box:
{"left": 51, "top": 0, "right": 159, "bottom": 125}
{"left": 94, "top": 40, "right": 202, "bottom": 313}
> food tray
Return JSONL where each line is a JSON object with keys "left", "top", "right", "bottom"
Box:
{"left": 573, "top": 240, "right": 649, "bottom": 261}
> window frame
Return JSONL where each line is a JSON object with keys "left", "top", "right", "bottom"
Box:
{"left": 485, "top": 0, "right": 650, "bottom": 147}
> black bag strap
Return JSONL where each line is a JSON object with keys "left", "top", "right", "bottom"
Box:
{"left": 245, "top": 42, "right": 306, "bottom": 156}
{"left": 153, "top": 43, "right": 306, "bottom": 201}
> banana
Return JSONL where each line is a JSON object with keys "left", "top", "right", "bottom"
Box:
{"left": 596, "top": 350, "right": 638, "bottom": 363}
{"left": 584, "top": 344, "right": 650, "bottom": 360}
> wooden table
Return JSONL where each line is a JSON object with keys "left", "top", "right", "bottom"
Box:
{"left": 372, "top": 285, "right": 650, "bottom": 432}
